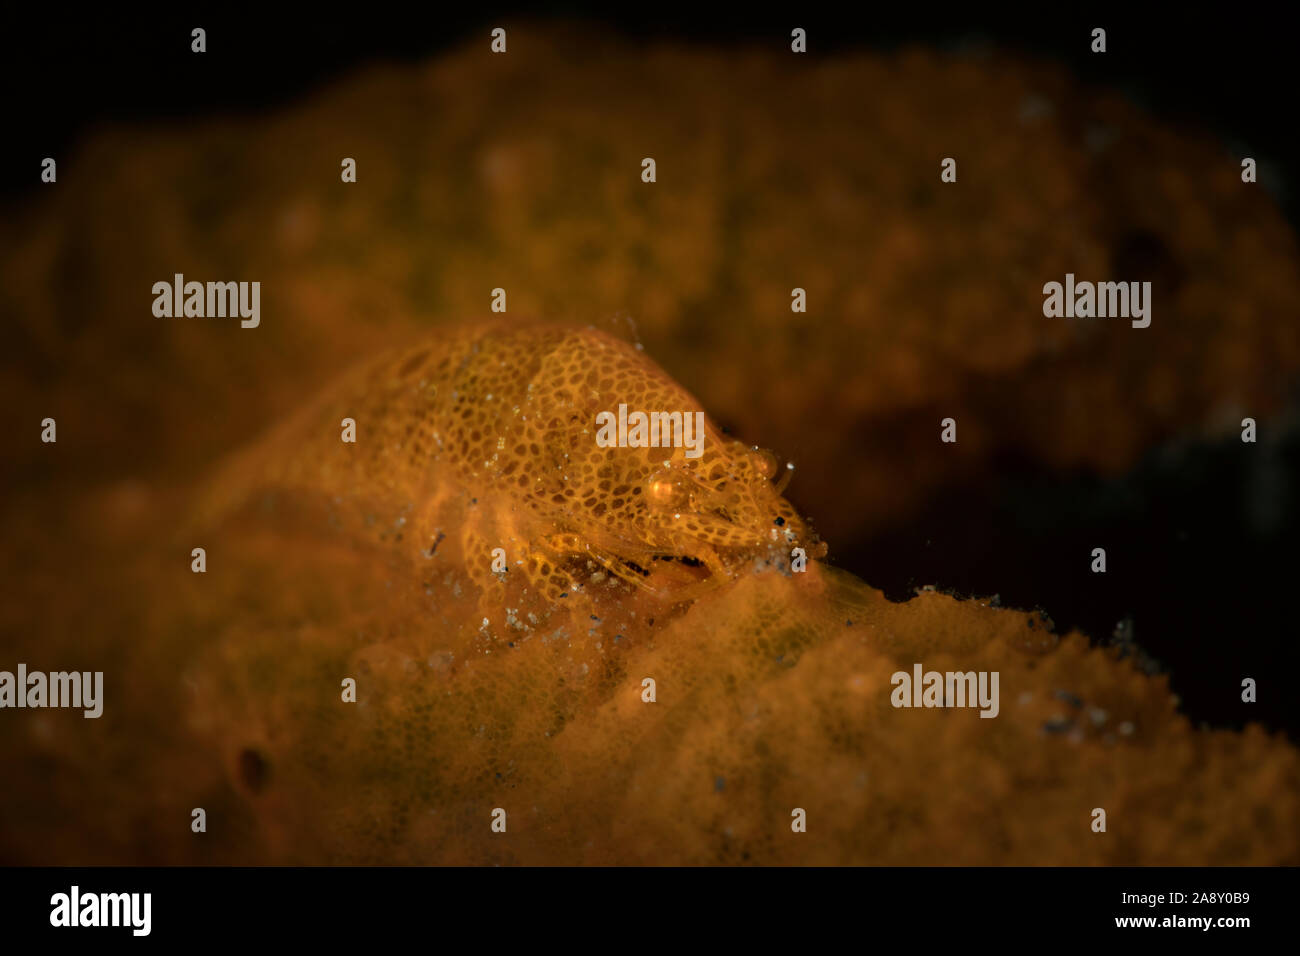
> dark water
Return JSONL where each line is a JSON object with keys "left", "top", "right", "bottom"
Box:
{"left": 838, "top": 407, "right": 1300, "bottom": 742}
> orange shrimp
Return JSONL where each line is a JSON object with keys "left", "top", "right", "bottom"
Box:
{"left": 198, "top": 319, "right": 825, "bottom": 622}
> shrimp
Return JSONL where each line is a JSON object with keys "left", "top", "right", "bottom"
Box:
{"left": 198, "top": 320, "right": 825, "bottom": 620}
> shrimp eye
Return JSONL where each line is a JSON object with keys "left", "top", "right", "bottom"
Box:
{"left": 749, "top": 447, "right": 779, "bottom": 480}
{"left": 644, "top": 469, "right": 693, "bottom": 513}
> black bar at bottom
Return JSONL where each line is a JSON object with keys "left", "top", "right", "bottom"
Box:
{"left": 0, "top": 865, "right": 1290, "bottom": 943}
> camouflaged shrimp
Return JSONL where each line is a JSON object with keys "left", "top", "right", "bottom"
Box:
{"left": 201, "top": 320, "right": 825, "bottom": 610}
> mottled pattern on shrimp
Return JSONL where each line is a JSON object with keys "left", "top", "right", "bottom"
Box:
{"left": 203, "top": 320, "right": 824, "bottom": 613}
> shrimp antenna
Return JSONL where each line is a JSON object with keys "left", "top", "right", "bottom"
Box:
{"left": 773, "top": 460, "right": 795, "bottom": 495}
